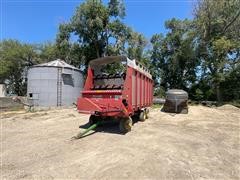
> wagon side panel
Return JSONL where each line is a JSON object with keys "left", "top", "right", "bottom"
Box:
{"left": 146, "top": 78, "right": 149, "bottom": 106}
{"left": 126, "top": 67, "right": 133, "bottom": 114}
{"left": 145, "top": 76, "right": 148, "bottom": 106}
{"left": 151, "top": 80, "right": 153, "bottom": 105}
{"left": 137, "top": 72, "right": 140, "bottom": 108}
{"left": 132, "top": 69, "right": 136, "bottom": 109}
{"left": 148, "top": 78, "right": 151, "bottom": 106}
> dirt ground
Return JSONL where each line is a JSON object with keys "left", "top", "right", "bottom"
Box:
{"left": 1, "top": 105, "right": 240, "bottom": 179}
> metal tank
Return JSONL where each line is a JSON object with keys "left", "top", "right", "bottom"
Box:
{"left": 163, "top": 89, "right": 188, "bottom": 113}
{"left": 27, "top": 59, "right": 83, "bottom": 107}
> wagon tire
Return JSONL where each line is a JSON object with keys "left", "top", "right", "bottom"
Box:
{"left": 181, "top": 108, "right": 188, "bottom": 114}
{"left": 89, "top": 115, "right": 98, "bottom": 125}
{"left": 139, "top": 111, "right": 146, "bottom": 122}
{"left": 145, "top": 113, "right": 149, "bottom": 119}
{"left": 119, "top": 117, "right": 133, "bottom": 134}
{"left": 145, "top": 109, "right": 150, "bottom": 119}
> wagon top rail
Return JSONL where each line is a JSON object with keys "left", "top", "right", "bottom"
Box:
{"left": 89, "top": 56, "right": 152, "bottom": 79}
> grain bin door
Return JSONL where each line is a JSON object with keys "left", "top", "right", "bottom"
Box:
{"left": 28, "top": 93, "right": 39, "bottom": 106}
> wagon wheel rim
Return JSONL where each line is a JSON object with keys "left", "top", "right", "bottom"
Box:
{"left": 143, "top": 112, "right": 146, "bottom": 119}
{"left": 123, "top": 117, "right": 132, "bottom": 131}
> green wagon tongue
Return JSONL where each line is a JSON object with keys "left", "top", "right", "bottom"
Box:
{"left": 72, "top": 121, "right": 100, "bottom": 139}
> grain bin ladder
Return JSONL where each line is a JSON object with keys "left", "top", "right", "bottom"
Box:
{"left": 57, "top": 67, "right": 62, "bottom": 106}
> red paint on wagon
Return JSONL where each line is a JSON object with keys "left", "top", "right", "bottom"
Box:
{"left": 77, "top": 56, "right": 153, "bottom": 119}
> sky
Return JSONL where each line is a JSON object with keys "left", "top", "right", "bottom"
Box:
{"left": 1, "top": 0, "right": 195, "bottom": 44}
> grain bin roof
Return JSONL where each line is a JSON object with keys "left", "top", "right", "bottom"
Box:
{"left": 33, "top": 59, "right": 80, "bottom": 71}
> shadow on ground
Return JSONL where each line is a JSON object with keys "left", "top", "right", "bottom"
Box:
{"left": 78, "top": 115, "right": 141, "bottom": 137}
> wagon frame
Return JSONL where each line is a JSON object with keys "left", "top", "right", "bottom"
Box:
{"left": 77, "top": 56, "right": 153, "bottom": 133}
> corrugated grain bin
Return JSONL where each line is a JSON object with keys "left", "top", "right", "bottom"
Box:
{"left": 27, "top": 59, "right": 83, "bottom": 107}
{"left": 163, "top": 89, "right": 188, "bottom": 114}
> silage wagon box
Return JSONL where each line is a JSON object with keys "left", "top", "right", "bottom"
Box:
{"left": 77, "top": 56, "right": 153, "bottom": 133}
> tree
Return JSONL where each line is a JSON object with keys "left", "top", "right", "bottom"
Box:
{"left": 194, "top": 0, "right": 240, "bottom": 102}
{"left": 127, "top": 31, "right": 147, "bottom": 61}
{"left": 220, "top": 63, "right": 240, "bottom": 101}
{"left": 56, "top": 23, "right": 72, "bottom": 62}
{"left": 150, "top": 18, "right": 198, "bottom": 92}
{"left": 55, "top": 23, "right": 85, "bottom": 69}
{"left": 70, "top": 0, "right": 119, "bottom": 60}
{"left": 56, "top": 0, "right": 148, "bottom": 71}
{"left": 0, "top": 40, "right": 38, "bottom": 95}
{"left": 38, "top": 42, "right": 58, "bottom": 62}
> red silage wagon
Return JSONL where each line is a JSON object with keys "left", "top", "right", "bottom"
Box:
{"left": 77, "top": 56, "right": 153, "bottom": 133}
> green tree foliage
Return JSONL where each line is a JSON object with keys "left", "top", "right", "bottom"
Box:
{"left": 108, "top": 0, "right": 125, "bottom": 18}
{"left": 56, "top": 23, "right": 72, "bottom": 61}
{"left": 127, "top": 32, "right": 147, "bottom": 61}
{"left": 150, "top": 19, "right": 198, "bottom": 90}
{"left": 0, "top": 40, "right": 38, "bottom": 95}
{"left": 220, "top": 63, "right": 240, "bottom": 101}
{"left": 194, "top": 0, "right": 240, "bottom": 102}
{"left": 0, "top": 40, "right": 63, "bottom": 95}
{"left": 151, "top": 0, "right": 239, "bottom": 102}
{"left": 55, "top": 23, "right": 85, "bottom": 69}
{"left": 56, "top": 0, "right": 148, "bottom": 69}
{"left": 38, "top": 42, "right": 58, "bottom": 62}
{"left": 71, "top": 0, "right": 110, "bottom": 59}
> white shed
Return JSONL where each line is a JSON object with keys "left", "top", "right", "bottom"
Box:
{"left": 0, "top": 84, "right": 6, "bottom": 97}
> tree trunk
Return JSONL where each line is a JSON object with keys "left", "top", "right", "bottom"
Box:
{"left": 216, "top": 83, "right": 222, "bottom": 104}
{"left": 96, "top": 46, "right": 100, "bottom": 58}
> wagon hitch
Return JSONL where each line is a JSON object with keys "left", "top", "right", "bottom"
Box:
{"left": 72, "top": 121, "right": 100, "bottom": 140}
